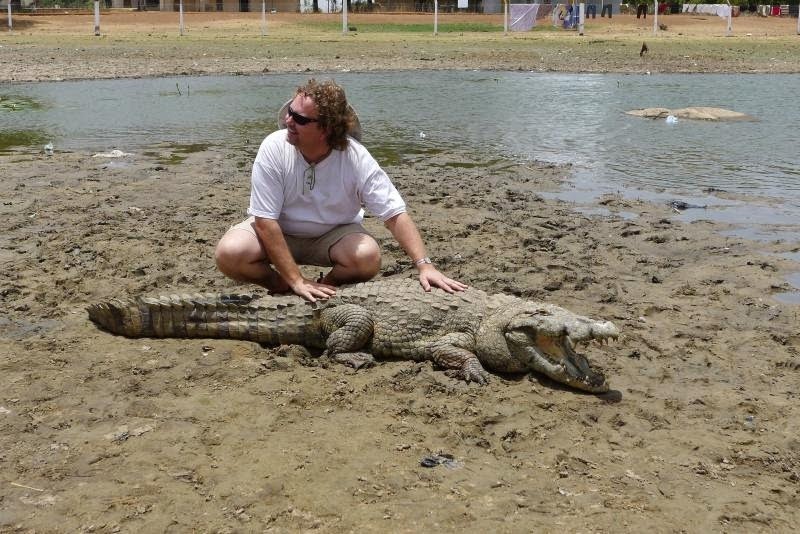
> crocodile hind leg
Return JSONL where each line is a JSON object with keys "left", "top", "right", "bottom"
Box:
{"left": 320, "top": 304, "right": 376, "bottom": 369}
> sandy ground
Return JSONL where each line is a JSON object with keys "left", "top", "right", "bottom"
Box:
{"left": 2, "top": 11, "right": 800, "bottom": 534}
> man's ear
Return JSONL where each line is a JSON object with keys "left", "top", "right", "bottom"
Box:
{"left": 319, "top": 127, "right": 331, "bottom": 145}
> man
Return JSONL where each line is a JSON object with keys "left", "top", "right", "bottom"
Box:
{"left": 215, "top": 78, "right": 467, "bottom": 302}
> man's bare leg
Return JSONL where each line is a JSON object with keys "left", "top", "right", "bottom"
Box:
{"left": 322, "top": 233, "right": 381, "bottom": 286}
{"left": 214, "top": 228, "right": 290, "bottom": 293}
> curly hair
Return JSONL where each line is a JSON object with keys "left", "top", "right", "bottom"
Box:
{"left": 295, "top": 78, "right": 357, "bottom": 151}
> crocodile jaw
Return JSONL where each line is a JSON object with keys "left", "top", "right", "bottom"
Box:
{"left": 505, "top": 313, "right": 619, "bottom": 393}
{"left": 522, "top": 338, "right": 610, "bottom": 393}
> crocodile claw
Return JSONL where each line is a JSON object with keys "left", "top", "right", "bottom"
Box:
{"left": 332, "top": 352, "right": 376, "bottom": 370}
{"left": 445, "top": 367, "right": 490, "bottom": 385}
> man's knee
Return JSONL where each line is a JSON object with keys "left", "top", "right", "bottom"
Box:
{"left": 332, "top": 233, "right": 381, "bottom": 274}
{"left": 356, "top": 240, "right": 382, "bottom": 275}
{"left": 214, "top": 238, "right": 237, "bottom": 275}
{"left": 215, "top": 230, "right": 258, "bottom": 276}
{"left": 349, "top": 237, "right": 381, "bottom": 275}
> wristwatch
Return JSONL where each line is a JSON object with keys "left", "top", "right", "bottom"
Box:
{"left": 413, "top": 257, "right": 433, "bottom": 266}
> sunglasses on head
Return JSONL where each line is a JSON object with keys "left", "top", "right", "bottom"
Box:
{"left": 287, "top": 105, "right": 319, "bottom": 126}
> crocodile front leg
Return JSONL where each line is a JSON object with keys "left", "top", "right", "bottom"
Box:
{"left": 429, "top": 334, "right": 489, "bottom": 385}
{"left": 320, "top": 304, "right": 376, "bottom": 369}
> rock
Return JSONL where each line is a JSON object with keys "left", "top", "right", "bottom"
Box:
{"left": 626, "top": 107, "right": 755, "bottom": 121}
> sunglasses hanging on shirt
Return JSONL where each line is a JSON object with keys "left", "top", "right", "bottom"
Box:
{"left": 303, "top": 164, "right": 316, "bottom": 194}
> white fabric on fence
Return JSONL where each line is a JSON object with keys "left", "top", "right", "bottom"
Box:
{"left": 510, "top": 4, "right": 540, "bottom": 31}
{"left": 509, "top": 4, "right": 553, "bottom": 31}
{"left": 682, "top": 4, "right": 731, "bottom": 17}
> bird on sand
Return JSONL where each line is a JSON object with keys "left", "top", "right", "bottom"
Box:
{"left": 640, "top": 42, "right": 649, "bottom": 57}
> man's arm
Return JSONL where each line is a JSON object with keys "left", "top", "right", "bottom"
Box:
{"left": 253, "top": 217, "right": 336, "bottom": 302}
{"left": 384, "top": 213, "right": 467, "bottom": 293}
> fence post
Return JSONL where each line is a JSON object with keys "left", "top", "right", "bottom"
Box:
{"left": 179, "top": 0, "right": 184, "bottom": 36}
{"left": 726, "top": 0, "right": 732, "bottom": 36}
{"left": 94, "top": 1, "right": 100, "bottom": 36}
{"left": 434, "top": 0, "right": 438, "bottom": 35}
{"left": 261, "top": 0, "right": 267, "bottom": 36}
{"left": 342, "top": 0, "right": 348, "bottom": 34}
{"left": 7, "top": 3, "right": 11, "bottom": 32}
{"left": 579, "top": 3, "right": 585, "bottom": 34}
{"left": 653, "top": 0, "right": 658, "bottom": 34}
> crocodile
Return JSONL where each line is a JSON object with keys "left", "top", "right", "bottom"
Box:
{"left": 87, "top": 278, "right": 619, "bottom": 393}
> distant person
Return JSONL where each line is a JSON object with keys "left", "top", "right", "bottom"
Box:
{"left": 637, "top": 2, "right": 648, "bottom": 18}
{"left": 560, "top": 0, "right": 575, "bottom": 28}
{"left": 215, "top": 78, "right": 467, "bottom": 302}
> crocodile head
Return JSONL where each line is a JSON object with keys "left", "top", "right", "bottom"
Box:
{"left": 499, "top": 303, "right": 619, "bottom": 393}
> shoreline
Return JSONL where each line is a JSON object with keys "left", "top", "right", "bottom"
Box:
{"left": 7, "top": 66, "right": 800, "bottom": 259}
{"left": 5, "top": 66, "right": 800, "bottom": 290}
{"left": 5, "top": 64, "right": 800, "bottom": 85}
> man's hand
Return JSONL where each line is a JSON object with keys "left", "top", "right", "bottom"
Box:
{"left": 417, "top": 265, "right": 468, "bottom": 294}
{"left": 289, "top": 277, "right": 337, "bottom": 302}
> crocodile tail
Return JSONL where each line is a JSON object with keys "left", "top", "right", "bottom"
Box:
{"left": 87, "top": 293, "right": 259, "bottom": 340}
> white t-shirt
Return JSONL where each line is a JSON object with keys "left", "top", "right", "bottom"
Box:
{"left": 248, "top": 130, "right": 407, "bottom": 238}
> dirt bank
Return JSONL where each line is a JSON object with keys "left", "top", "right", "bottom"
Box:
{"left": 2, "top": 11, "right": 800, "bottom": 81}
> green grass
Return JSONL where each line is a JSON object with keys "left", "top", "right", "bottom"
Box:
{"left": 370, "top": 142, "right": 444, "bottom": 166}
{"left": 0, "top": 95, "right": 44, "bottom": 112}
{"left": 310, "top": 22, "right": 502, "bottom": 33}
{"left": 0, "top": 130, "right": 50, "bottom": 152}
{"left": 143, "top": 142, "right": 213, "bottom": 166}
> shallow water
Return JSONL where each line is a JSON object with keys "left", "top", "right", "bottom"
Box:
{"left": 3, "top": 71, "right": 799, "bottom": 238}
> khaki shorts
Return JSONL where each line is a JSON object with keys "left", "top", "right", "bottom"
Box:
{"left": 230, "top": 216, "right": 373, "bottom": 267}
